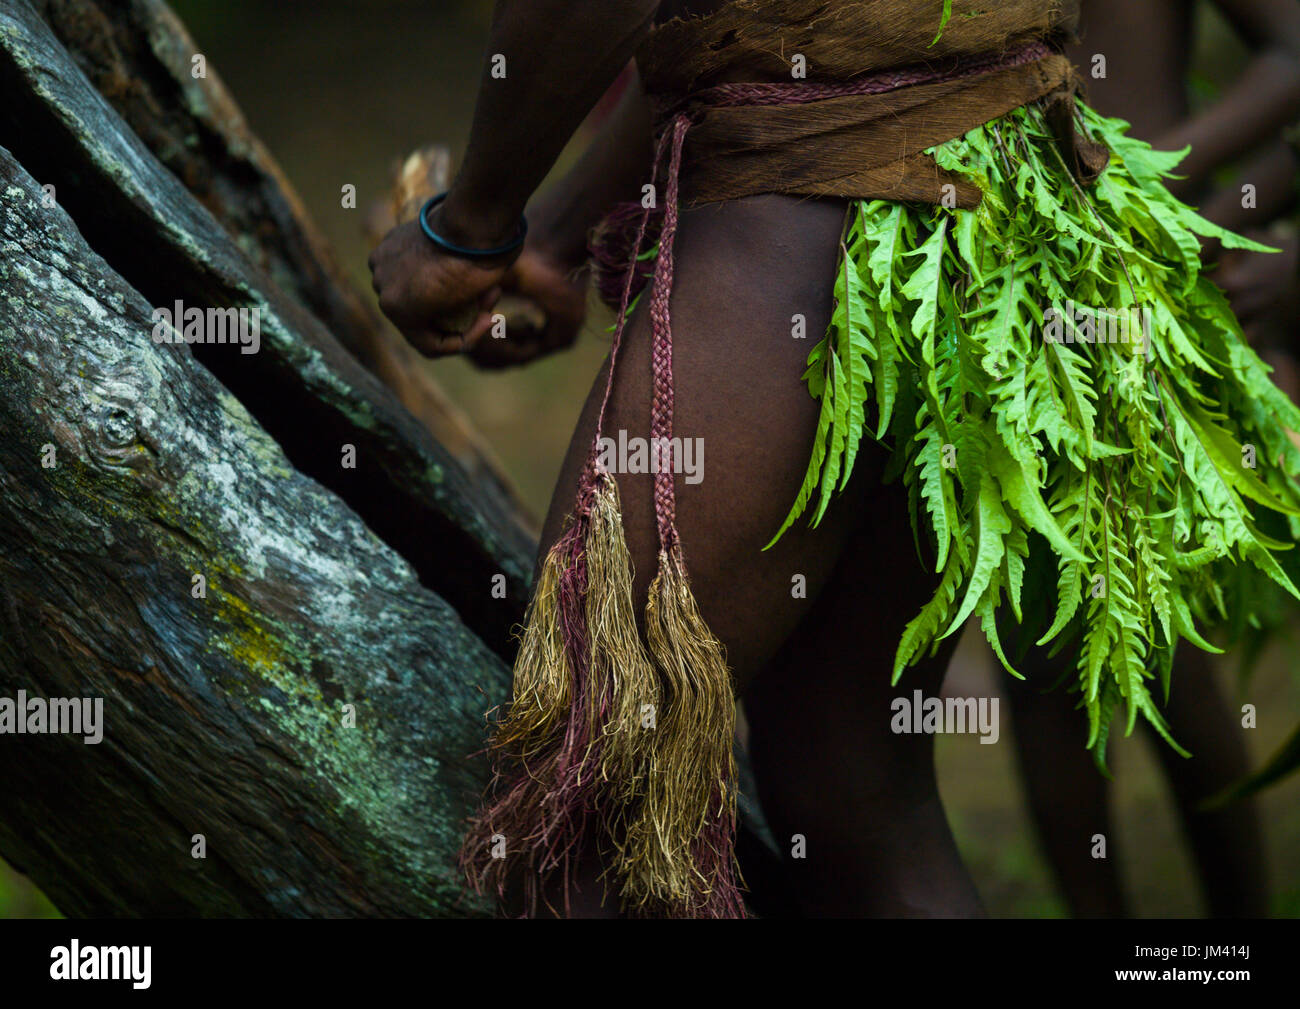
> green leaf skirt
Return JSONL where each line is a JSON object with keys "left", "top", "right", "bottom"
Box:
{"left": 771, "top": 98, "right": 1300, "bottom": 763}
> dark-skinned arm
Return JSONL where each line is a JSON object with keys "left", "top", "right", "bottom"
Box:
{"left": 465, "top": 71, "right": 656, "bottom": 368}
{"left": 526, "top": 70, "right": 655, "bottom": 272}
{"left": 369, "top": 0, "right": 660, "bottom": 357}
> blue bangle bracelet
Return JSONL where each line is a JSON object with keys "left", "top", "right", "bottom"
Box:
{"left": 418, "top": 193, "right": 527, "bottom": 259}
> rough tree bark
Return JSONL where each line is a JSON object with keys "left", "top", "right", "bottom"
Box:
{"left": 0, "top": 0, "right": 533, "bottom": 916}
{"left": 0, "top": 0, "right": 779, "bottom": 917}
{"left": 37, "top": 0, "right": 533, "bottom": 515}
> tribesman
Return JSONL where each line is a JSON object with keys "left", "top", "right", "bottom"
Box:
{"left": 369, "top": 0, "right": 1300, "bottom": 918}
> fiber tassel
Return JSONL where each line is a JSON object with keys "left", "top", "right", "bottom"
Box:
{"left": 461, "top": 467, "right": 660, "bottom": 915}
{"left": 490, "top": 536, "right": 570, "bottom": 759}
{"left": 583, "top": 472, "right": 662, "bottom": 799}
{"left": 618, "top": 545, "right": 745, "bottom": 918}
{"left": 459, "top": 516, "right": 586, "bottom": 914}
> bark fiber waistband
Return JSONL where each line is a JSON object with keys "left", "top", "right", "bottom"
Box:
{"left": 636, "top": 0, "right": 1105, "bottom": 208}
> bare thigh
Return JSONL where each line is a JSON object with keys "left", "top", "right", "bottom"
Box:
{"left": 539, "top": 194, "right": 862, "bottom": 688}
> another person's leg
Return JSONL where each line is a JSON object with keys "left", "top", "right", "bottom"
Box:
{"left": 1002, "top": 662, "right": 1129, "bottom": 917}
{"left": 1004, "top": 644, "right": 1269, "bottom": 918}
{"left": 1143, "top": 645, "right": 1269, "bottom": 917}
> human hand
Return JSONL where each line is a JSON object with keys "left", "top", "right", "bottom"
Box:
{"left": 368, "top": 214, "right": 517, "bottom": 358}
{"left": 461, "top": 239, "right": 589, "bottom": 369}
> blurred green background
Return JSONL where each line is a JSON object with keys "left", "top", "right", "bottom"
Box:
{"left": 3, "top": 0, "right": 1297, "bottom": 918}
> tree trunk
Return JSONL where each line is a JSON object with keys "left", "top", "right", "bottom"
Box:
{"left": 0, "top": 0, "right": 779, "bottom": 917}
{"left": 0, "top": 0, "right": 535, "bottom": 917}
{"left": 37, "top": 0, "right": 534, "bottom": 522}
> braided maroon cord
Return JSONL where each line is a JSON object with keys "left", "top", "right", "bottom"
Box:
{"left": 582, "top": 124, "right": 673, "bottom": 497}
{"left": 647, "top": 114, "right": 690, "bottom": 551}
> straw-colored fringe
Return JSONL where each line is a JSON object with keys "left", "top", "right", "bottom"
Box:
{"left": 460, "top": 531, "right": 571, "bottom": 912}
{"left": 584, "top": 474, "right": 662, "bottom": 799}
{"left": 463, "top": 474, "right": 656, "bottom": 904}
{"left": 618, "top": 546, "right": 742, "bottom": 916}
{"left": 487, "top": 541, "right": 568, "bottom": 762}
{"left": 466, "top": 473, "right": 743, "bottom": 917}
